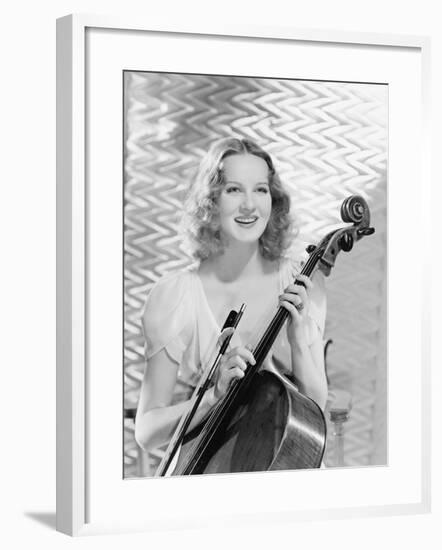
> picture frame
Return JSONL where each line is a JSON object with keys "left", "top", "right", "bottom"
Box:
{"left": 56, "top": 13, "right": 431, "bottom": 536}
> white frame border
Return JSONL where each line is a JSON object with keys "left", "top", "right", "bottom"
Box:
{"left": 56, "top": 13, "right": 431, "bottom": 536}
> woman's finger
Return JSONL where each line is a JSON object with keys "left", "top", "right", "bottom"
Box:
{"left": 296, "top": 274, "right": 313, "bottom": 287}
{"left": 226, "top": 346, "right": 256, "bottom": 365}
{"left": 225, "top": 355, "right": 248, "bottom": 372}
{"left": 217, "top": 326, "right": 234, "bottom": 347}
{"left": 280, "top": 294, "right": 307, "bottom": 314}
{"left": 217, "top": 361, "right": 247, "bottom": 397}
{"left": 285, "top": 283, "right": 310, "bottom": 300}
{"left": 283, "top": 288, "right": 309, "bottom": 310}
{"left": 297, "top": 285, "right": 309, "bottom": 301}
{"left": 227, "top": 367, "right": 245, "bottom": 381}
{"left": 290, "top": 275, "right": 313, "bottom": 290}
{"left": 280, "top": 299, "right": 301, "bottom": 318}
{"left": 279, "top": 292, "right": 304, "bottom": 306}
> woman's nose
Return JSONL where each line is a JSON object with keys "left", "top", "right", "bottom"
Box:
{"left": 240, "top": 192, "right": 256, "bottom": 212}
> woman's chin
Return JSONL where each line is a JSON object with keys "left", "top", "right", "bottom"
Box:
{"left": 227, "top": 232, "right": 264, "bottom": 247}
{"left": 222, "top": 223, "right": 266, "bottom": 244}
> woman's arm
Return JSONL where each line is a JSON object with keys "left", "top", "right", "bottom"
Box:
{"left": 134, "top": 349, "right": 218, "bottom": 452}
{"left": 135, "top": 333, "right": 255, "bottom": 452}
{"left": 288, "top": 336, "right": 328, "bottom": 410}
{"left": 279, "top": 274, "right": 328, "bottom": 410}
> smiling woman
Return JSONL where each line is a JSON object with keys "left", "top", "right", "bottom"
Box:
{"left": 134, "top": 137, "right": 328, "bottom": 474}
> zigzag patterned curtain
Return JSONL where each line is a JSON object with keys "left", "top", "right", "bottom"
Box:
{"left": 123, "top": 72, "right": 387, "bottom": 477}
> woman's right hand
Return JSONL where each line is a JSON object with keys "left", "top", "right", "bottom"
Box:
{"left": 213, "top": 328, "right": 256, "bottom": 400}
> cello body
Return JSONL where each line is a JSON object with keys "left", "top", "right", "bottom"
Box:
{"left": 173, "top": 368, "right": 326, "bottom": 475}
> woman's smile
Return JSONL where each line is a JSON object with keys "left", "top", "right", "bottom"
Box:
{"left": 234, "top": 215, "right": 259, "bottom": 226}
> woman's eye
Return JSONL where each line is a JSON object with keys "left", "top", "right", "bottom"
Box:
{"left": 225, "top": 186, "right": 240, "bottom": 194}
{"left": 256, "top": 186, "right": 269, "bottom": 194}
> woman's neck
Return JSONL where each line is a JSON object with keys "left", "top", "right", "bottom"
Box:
{"left": 201, "top": 242, "right": 272, "bottom": 283}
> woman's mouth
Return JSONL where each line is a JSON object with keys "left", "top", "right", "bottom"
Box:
{"left": 234, "top": 216, "right": 259, "bottom": 226}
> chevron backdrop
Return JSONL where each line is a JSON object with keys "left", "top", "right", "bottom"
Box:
{"left": 123, "top": 72, "right": 388, "bottom": 478}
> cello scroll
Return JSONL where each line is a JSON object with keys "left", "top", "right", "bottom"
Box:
{"left": 313, "top": 195, "right": 375, "bottom": 276}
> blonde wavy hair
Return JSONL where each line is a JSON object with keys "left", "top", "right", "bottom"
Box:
{"left": 183, "top": 138, "right": 294, "bottom": 261}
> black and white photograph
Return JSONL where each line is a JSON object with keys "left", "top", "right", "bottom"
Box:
{"left": 123, "top": 72, "right": 387, "bottom": 478}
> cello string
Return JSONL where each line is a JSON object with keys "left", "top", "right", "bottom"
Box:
{"left": 178, "top": 256, "right": 320, "bottom": 474}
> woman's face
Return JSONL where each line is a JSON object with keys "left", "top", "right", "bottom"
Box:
{"left": 217, "top": 153, "right": 272, "bottom": 247}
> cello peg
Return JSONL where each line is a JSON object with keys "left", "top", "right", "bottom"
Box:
{"left": 357, "top": 227, "right": 375, "bottom": 237}
{"left": 306, "top": 244, "right": 316, "bottom": 254}
{"left": 339, "top": 233, "right": 354, "bottom": 252}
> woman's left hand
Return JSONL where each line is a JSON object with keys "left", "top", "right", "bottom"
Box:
{"left": 279, "top": 274, "right": 313, "bottom": 344}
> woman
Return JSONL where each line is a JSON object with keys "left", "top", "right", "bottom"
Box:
{"left": 135, "top": 138, "right": 328, "bottom": 468}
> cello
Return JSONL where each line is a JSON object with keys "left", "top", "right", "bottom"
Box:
{"left": 163, "top": 195, "right": 374, "bottom": 475}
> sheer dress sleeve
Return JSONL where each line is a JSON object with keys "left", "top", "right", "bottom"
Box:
{"left": 141, "top": 271, "right": 195, "bottom": 366}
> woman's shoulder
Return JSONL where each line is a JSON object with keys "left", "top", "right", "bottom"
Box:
{"left": 142, "top": 265, "right": 201, "bottom": 327}
{"left": 146, "top": 264, "right": 198, "bottom": 300}
{"left": 141, "top": 265, "right": 199, "bottom": 360}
